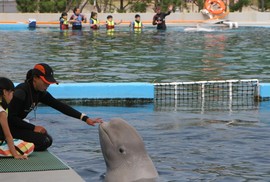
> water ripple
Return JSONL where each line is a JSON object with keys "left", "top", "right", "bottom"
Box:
{"left": 1, "top": 27, "right": 270, "bottom": 83}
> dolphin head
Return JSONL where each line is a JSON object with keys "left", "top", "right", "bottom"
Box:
{"left": 99, "top": 118, "right": 159, "bottom": 182}
{"left": 99, "top": 118, "right": 147, "bottom": 170}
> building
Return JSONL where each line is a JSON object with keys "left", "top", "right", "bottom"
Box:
{"left": 0, "top": 0, "right": 18, "bottom": 13}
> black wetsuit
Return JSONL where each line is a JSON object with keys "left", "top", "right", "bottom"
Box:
{"left": 8, "top": 81, "right": 84, "bottom": 151}
{"left": 152, "top": 11, "right": 171, "bottom": 30}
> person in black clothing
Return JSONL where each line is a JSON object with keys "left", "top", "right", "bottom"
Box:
{"left": 8, "top": 63, "right": 103, "bottom": 151}
{"left": 152, "top": 5, "right": 173, "bottom": 30}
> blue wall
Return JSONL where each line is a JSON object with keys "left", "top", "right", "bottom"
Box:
{"left": 47, "top": 82, "right": 154, "bottom": 99}
{"left": 0, "top": 23, "right": 28, "bottom": 30}
{"left": 14, "top": 82, "right": 269, "bottom": 100}
{"left": 260, "top": 83, "right": 270, "bottom": 100}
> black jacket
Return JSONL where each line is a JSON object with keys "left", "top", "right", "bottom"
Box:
{"left": 152, "top": 11, "right": 171, "bottom": 30}
{"left": 8, "top": 81, "right": 83, "bottom": 131}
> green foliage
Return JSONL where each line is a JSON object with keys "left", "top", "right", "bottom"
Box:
{"left": 130, "top": 1, "right": 148, "bottom": 12}
{"left": 229, "top": 0, "right": 251, "bottom": 11}
{"left": 16, "top": 0, "right": 38, "bottom": 13}
{"left": 55, "top": 0, "right": 68, "bottom": 12}
{"left": 16, "top": 0, "right": 72, "bottom": 13}
{"left": 39, "top": 0, "right": 55, "bottom": 13}
{"left": 196, "top": 0, "right": 205, "bottom": 10}
{"left": 258, "top": 0, "right": 270, "bottom": 11}
{"left": 264, "top": 0, "right": 270, "bottom": 10}
{"left": 156, "top": 0, "right": 182, "bottom": 12}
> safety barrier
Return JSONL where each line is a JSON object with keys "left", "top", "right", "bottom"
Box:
{"left": 45, "top": 80, "right": 269, "bottom": 102}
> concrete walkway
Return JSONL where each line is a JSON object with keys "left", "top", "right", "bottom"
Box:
{"left": 0, "top": 170, "right": 84, "bottom": 182}
{"left": 0, "top": 12, "right": 270, "bottom": 26}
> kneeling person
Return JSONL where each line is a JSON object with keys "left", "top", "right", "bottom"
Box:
{"left": 0, "top": 77, "right": 29, "bottom": 159}
{"left": 8, "top": 63, "right": 103, "bottom": 151}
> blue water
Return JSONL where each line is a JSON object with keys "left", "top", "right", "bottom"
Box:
{"left": 1, "top": 26, "right": 270, "bottom": 181}
{"left": 34, "top": 101, "right": 270, "bottom": 182}
{"left": 0, "top": 26, "right": 270, "bottom": 83}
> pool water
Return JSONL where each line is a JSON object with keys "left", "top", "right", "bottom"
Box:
{"left": 0, "top": 26, "right": 270, "bottom": 83}
{"left": 1, "top": 25, "right": 270, "bottom": 181}
{"left": 34, "top": 101, "right": 270, "bottom": 182}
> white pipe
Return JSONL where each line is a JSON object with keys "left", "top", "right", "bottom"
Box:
{"left": 154, "top": 79, "right": 259, "bottom": 86}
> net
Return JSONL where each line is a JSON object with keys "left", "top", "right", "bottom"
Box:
{"left": 154, "top": 79, "right": 259, "bottom": 111}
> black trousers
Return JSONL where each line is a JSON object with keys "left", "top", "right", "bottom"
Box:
{"left": 72, "top": 25, "right": 82, "bottom": 30}
{"left": 10, "top": 128, "right": 53, "bottom": 151}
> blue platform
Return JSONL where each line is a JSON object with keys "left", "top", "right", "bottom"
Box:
{"left": 47, "top": 82, "right": 154, "bottom": 99}
{"left": 259, "top": 83, "right": 270, "bottom": 100}
{"left": 0, "top": 23, "right": 29, "bottom": 31}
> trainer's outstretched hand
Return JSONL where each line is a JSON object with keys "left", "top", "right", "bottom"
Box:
{"left": 86, "top": 118, "right": 103, "bottom": 126}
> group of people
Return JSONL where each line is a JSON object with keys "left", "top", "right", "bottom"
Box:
{"left": 60, "top": 5, "right": 173, "bottom": 31}
{"left": 0, "top": 63, "right": 103, "bottom": 159}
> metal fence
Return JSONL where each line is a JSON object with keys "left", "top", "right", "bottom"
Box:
{"left": 154, "top": 79, "right": 259, "bottom": 111}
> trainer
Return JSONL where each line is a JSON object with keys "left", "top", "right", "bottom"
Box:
{"left": 8, "top": 63, "right": 103, "bottom": 151}
{"left": 152, "top": 5, "right": 173, "bottom": 30}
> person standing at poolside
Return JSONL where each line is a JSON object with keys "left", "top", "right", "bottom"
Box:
{"left": 0, "top": 77, "right": 29, "bottom": 159}
{"left": 69, "top": 7, "right": 87, "bottom": 30}
{"left": 152, "top": 5, "right": 173, "bottom": 30}
{"left": 90, "top": 12, "right": 100, "bottom": 30}
{"left": 8, "top": 63, "right": 103, "bottom": 151}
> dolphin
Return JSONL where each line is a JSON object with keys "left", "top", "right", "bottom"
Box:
{"left": 99, "top": 118, "right": 158, "bottom": 182}
{"left": 184, "top": 24, "right": 215, "bottom": 32}
{"left": 184, "top": 27, "right": 215, "bottom": 32}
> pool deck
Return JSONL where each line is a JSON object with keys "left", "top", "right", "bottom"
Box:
{"left": 0, "top": 151, "right": 84, "bottom": 182}
{"left": 0, "top": 170, "right": 84, "bottom": 182}
{"left": 0, "top": 12, "right": 270, "bottom": 26}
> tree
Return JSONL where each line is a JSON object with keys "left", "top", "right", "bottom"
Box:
{"left": 117, "top": 0, "right": 132, "bottom": 12}
{"left": 229, "top": 0, "right": 251, "bottom": 12}
{"left": 16, "top": 0, "right": 38, "bottom": 12}
{"left": 130, "top": 1, "right": 149, "bottom": 12}
{"left": 39, "top": 0, "right": 56, "bottom": 13}
{"left": 55, "top": 0, "right": 68, "bottom": 12}
{"left": 16, "top": 0, "right": 83, "bottom": 13}
{"left": 65, "top": 0, "right": 76, "bottom": 12}
{"left": 56, "top": 0, "right": 84, "bottom": 12}
{"left": 258, "top": 0, "right": 270, "bottom": 11}
{"left": 89, "top": 0, "right": 111, "bottom": 13}
{"left": 154, "top": 0, "right": 183, "bottom": 12}
{"left": 80, "top": 0, "right": 90, "bottom": 12}
{"left": 194, "top": 0, "right": 205, "bottom": 11}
